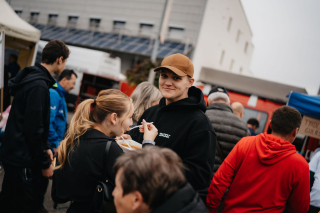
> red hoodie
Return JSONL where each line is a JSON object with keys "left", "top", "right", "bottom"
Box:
{"left": 207, "top": 133, "right": 310, "bottom": 213}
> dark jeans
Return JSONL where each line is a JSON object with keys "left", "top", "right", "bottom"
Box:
{"left": 308, "top": 205, "right": 320, "bottom": 213}
{"left": 0, "top": 163, "right": 48, "bottom": 213}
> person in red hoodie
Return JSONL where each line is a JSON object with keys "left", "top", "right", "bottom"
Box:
{"left": 207, "top": 106, "right": 310, "bottom": 213}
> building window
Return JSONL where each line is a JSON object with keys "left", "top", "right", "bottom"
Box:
{"left": 220, "top": 50, "right": 225, "bottom": 65}
{"left": 236, "top": 30, "right": 241, "bottom": 43}
{"left": 227, "top": 17, "right": 232, "bottom": 32}
{"left": 113, "top": 20, "right": 126, "bottom": 30}
{"left": 239, "top": 67, "right": 243, "bottom": 73}
{"left": 89, "top": 18, "right": 101, "bottom": 29}
{"left": 230, "top": 59, "right": 234, "bottom": 71}
{"left": 48, "top": 14, "right": 58, "bottom": 26}
{"left": 68, "top": 16, "right": 78, "bottom": 28}
{"left": 168, "top": 26, "right": 184, "bottom": 39}
{"left": 244, "top": 42, "right": 249, "bottom": 53}
{"left": 30, "top": 12, "right": 40, "bottom": 24}
{"left": 15, "top": 10, "right": 22, "bottom": 17}
{"left": 140, "top": 23, "right": 154, "bottom": 35}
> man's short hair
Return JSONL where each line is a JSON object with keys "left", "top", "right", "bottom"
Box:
{"left": 57, "top": 69, "right": 77, "bottom": 82}
{"left": 271, "top": 106, "right": 301, "bottom": 136}
{"left": 247, "top": 118, "right": 260, "bottom": 128}
{"left": 41, "top": 39, "right": 70, "bottom": 64}
{"left": 114, "top": 146, "right": 186, "bottom": 210}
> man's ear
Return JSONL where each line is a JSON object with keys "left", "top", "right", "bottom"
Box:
{"left": 240, "top": 112, "right": 243, "bottom": 119}
{"left": 292, "top": 127, "right": 299, "bottom": 138}
{"left": 60, "top": 78, "right": 67, "bottom": 84}
{"left": 188, "top": 78, "right": 195, "bottom": 87}
{"left": 58, "top": 56, "right": 63, "bottom": 64}
{"left": 132, "top": 191, "right": 145, "bottom": 211}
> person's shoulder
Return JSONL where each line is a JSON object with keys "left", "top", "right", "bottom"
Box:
{"left": 26, "top": 79, "right": 48, "bottom": 90}
{"left": 141, "top": 104, "right": 160, "bottom": 116}
{"left": 49, "top": 88, "right": 59, "bottom": 96}
{"left": 190, "top": 110, "right": 215, "bottom": 133}
{"left": 205, "top": 106, "right": 228, "bottom": 118}
{"left": 288, "top": 152, "right": 309, "bottom": 170}
{"left": 312, "top": 151, "right": 320, "bottom": 162}
{"left": 237, "top": 135, "right": 256, "bottom": 145}
{"left": 146, "top": 104, "right": 160, "bottom": 112}
{"left": 49, "top": 88, "right": 60, "bottom": 100}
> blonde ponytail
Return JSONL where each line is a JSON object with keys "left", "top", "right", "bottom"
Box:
{"left": 56, "top": 98, "right": 95, "bottom": 169}
{"left": 56, "top": 89, "right": 131, "bottom": 169}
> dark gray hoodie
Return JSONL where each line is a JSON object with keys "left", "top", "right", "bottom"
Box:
{"left": 0, "top": 64, "right": 56, "bottom": 169}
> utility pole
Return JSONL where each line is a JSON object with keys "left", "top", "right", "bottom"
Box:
{"left": 148, "top": 0, "right": 173, "bottom": 84}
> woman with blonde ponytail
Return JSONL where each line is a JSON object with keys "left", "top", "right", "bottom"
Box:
{"left": 53, "top": 89, "right": 158, "bottom": 213}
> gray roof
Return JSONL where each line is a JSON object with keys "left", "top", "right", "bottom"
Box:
{"left": 32, "top": 24, "right": 192, "bottom": 58}
{"left": 199, "top": 67, "right": 307, "bottom": 103}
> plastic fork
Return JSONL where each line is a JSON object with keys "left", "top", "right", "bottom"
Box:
{"left": 127, "top": 122, "right": 154, "bottom": 131}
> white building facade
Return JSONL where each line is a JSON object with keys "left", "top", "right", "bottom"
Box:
{"left": 193, "top": 0, "right": 253, "bottom": 79}
{"left": 8, "top": 0, "right": 253, "bottom": 79}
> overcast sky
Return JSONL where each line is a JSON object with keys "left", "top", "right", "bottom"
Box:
{"left": 241, "top": 0, "right": 320, "bottom": 95}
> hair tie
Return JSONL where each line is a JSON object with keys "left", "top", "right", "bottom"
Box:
{"left": 91, "top": 98, "right": 96, "bottom": 111}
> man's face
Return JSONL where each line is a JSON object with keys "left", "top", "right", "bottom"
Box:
{"left": 159, "top": 70, "right": 193, "bottom": 104}
{"left": 60, "top": 74, "right": 76, "bottom": 93}
{"left": 112, "top": 168, "right": 137, "bottom": 213}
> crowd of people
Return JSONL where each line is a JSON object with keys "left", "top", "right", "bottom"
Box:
{"left": 0, "top": 39, "right": 315, "bottom": 213}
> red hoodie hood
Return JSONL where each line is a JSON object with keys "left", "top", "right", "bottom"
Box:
{"left": 256, "top": 133, "right": 296, "bottom": 165}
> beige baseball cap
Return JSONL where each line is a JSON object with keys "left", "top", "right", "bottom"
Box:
{"left": 154, "top": 53, "right": 194, "bottom": 77}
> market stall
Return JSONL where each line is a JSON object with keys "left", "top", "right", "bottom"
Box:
{"left": 0, "top": 0, "right": 40, "bottom": 68}
{"left": 287, "top": 91, "right": 320, "bottom": 160}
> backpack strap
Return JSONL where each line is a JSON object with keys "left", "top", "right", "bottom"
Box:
{"left": 103, "top": 140, "right": 114, "bottom": 186}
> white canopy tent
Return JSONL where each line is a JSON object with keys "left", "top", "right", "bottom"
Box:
{"left": 0, "top": 0, "right": 41, "bottom": 68}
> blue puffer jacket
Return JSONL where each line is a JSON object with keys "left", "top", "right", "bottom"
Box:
{"left": 48, "top": 82, "right": 67, "bottom": 152}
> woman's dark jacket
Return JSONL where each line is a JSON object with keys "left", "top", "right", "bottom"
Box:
{"left": 54, "top": 129, "right": 123, "bottom": 212}
{"left": 151, "top": 183, "right": 208, "bottom": 213}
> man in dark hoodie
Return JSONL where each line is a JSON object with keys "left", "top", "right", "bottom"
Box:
{"left": 128, "top": 53, "right": 216, "bottom": 200}
{"left": 113, "top": 146, "right": 208, "bottom": 213}
{"left": 0, "top": 39, "right": 70, "bottom": 213}
{"left": 207, "top": 106, "right": 310, "bottom": 213}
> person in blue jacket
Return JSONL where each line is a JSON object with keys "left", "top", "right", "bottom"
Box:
{"left": 49, "top": 69, "right": 77, "bottom": 155}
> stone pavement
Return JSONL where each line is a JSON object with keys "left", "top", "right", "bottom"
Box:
{"left": 0, "top": 164, "right": 69, "bottom": 213}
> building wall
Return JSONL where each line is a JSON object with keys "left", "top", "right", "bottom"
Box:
{"left": 192, "top": 0, "right": 253, "bottom": 80}
{"left": 9, "top": 0, "right": 205, "bottom": 45}
{"left": 9, "top": 0, "right": 253, "bottom": 80}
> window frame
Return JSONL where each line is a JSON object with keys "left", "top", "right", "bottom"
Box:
{"left": 48, "top": 13, "right": 58, "bottom": 26}
{"left": 113, "top": 20, "right": 126, "bottom": 30}
{"left": 168, "top": 26, "right": 185, "bottom": 39}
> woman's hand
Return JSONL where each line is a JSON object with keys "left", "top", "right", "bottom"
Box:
{"left": 140, "top": 119, "right": 158, "bottom": 141}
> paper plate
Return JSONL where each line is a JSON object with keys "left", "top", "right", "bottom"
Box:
{"left": 117, "top": 139, "right": 142, "bottom": 152}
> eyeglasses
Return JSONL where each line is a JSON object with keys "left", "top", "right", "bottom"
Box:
{"left": 67, "top": 79, "right": 76, "bottom": 86}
